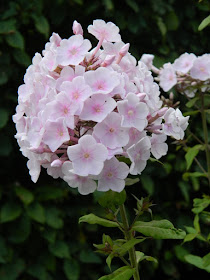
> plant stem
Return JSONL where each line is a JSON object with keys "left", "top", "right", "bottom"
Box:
{"left": 200, "top": 93, "right": 210, "bottom": 186}
{"left": 119, "top": 204, "right": 140, "bottom": 280}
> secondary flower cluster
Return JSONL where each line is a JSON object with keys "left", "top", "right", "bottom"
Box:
{"left": 142, "top": 53, "right": 210, "bottom": 97}
{"left": 13, "top": 20, "right": 189, "bottom": 195}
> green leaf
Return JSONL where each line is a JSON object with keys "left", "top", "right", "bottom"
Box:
{"left": 125, "top": 177, "right": 139, "bottom": 186}
{"left": 26, "top": 202, "right": 45, "bottom": 223}
{"left": 156, "top": 17, "right": 167, "bottom": 37}
{"left": 42, "top": 228, "right": 57, "bottom": 244}
{"left": 203, "top": 252, "right": 210, "bottom": 268}
{"left": 79, "top": 249, "right": 102, "bottom": 264}
{"left": 125, "top": 0, "right": 139, "bottom": 12}
{"left": 36, "top": 185, "right": 66, "bottom": 201}
{"left": 49, "top": 240, "right": 70, "bottom": 259}
{"left": 8, "top": 215, "right": 31, "bottom": 243}
{"left": 13, "top": 49, "right": 31, "bottom": 67}
{"left": 192, "top": 195, "right": 210, "bottom": 214}
{"left": 165, "top": 11, "right": 179, "bottom": 30}
{"left": 96, "top": 190, "right": 126, "bottom": 210}
{"left": 185, "top": 145, "right": 202, "bottom": 170}
{"left": 136, "top": 251, "right": 158, "bottom": 264}
{"left": 5, "top": 31, "right": 24, "bottom": 49}
{"left": 106, "top": 253, "right": 115, "bottom": 270}
{"left": 186, "top": 97, "right": 199, "bottom": 108}
{"left": 45, "top": 207, "right": 63, "bottom": 229}
{"left": 98, "top": 266, "right": 135, "bottom": 280}
{"left": 15, "top": 185, "right": 34, "bottom": 205}
{"left": 183, "top": 233, "right": 198, "bottom": 243}
{"left": 116, "top": 238, "right": 146, "bottom": 256}
{"left": 0, "top": 258, "right": 25, "bottom": 280}
{"left": 185, "top": 254, "right": 210, "bottom": 272}
{"left": 183, "top": 172, "right": 207, "bottom": 181}
{"left": 0, "top": 108, "right": 9, "bottom": 129}
{"left": 33, "top": 16, "right": 50, "bottom": 38}
{"left": 133, "top": 220, "right": 186, "bottom": 239}
{"left": 64, "top": 259, "right": 80, "bottom": 280}
{"left": 198, "top": 15, "right": 210, "bottom": 31}
{"left": 27, "top": 263, "right": 49, "bottom": 280}
{"left": 79, "top": 214, "right": 119, "bottom": 228}
{"left": 193, "top": 214, "right": 200, "bottom": 232}
{"left": 141, "top": 175, "right": 154, "bottom": 195}
{"left": 0, "top": 19, "right": 16, "bottom": 34}
{"left": 0, "top": 202, "right": 22, "bottom": 223}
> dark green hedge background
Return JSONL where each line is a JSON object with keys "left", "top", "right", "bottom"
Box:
{"left": 0, "top": 0, "right": 209, "bottom": 279}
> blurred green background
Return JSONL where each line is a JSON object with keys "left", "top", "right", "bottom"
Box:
{"left": 0, "top": 0, "right": 209, "bottom": 279}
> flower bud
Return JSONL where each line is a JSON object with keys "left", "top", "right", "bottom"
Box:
{"left": 72, "top": 20, "right": 83, "bottom": 36}
{"left": 101, "top": 55, "right": 116, "bottom": 67}
{"left": 51, "top": 159, "right": 63, "bottom": 167}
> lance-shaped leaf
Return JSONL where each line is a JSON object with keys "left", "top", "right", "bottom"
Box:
{"left": 79, "top": 214, "right": 119, "bottom": 228}
{"left": 185, "top": 145, "right": 202, "bottom": 170}
{"left": 98, "top": 266, "right": 135, "bottom": 280}
{"left": 136, "top": 251, "right": 158, "bottom": 264}
{"left": 185, "top": 254, "right": 210, "bottom": 272}
{"left": 115, "top": 238, "right": 146, "bottom": 257}
{"left": 132, "top": 219, "right": 186, "bottom": 239}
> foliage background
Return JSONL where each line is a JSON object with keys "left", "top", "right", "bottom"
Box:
{"left": 0, "top": 0, "right": 209, "bottom": 279}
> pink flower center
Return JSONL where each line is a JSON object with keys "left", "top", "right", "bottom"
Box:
{"left": 70, "top": 48, "right": 78, "bottom": 56}
{"left": 128, "top": 110, "right": 134, "bottom": 116}
{"left": 200, "top": 67, "right": 205, "bottom": 72}
{"left": 63, "top": 107, "right": 69, "bottom": 114}
{"left": 94, "top": 105, "right": 102, "bottom": 113}
{"left": 106, "top": 171, "right": 113, "bottom": 178}
{"left": 83, "top": 152, "right": 90, "bottom": 159}
{"left": 73, "top": 91, "right": 79, "bottom": 99}
{"left": 109, "top": 127, "right": 115, "bottom": 133}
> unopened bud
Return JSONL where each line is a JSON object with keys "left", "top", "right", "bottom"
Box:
{"left": 51, "top": 159, "right": 63, "bottom": 168}
{"left": 101, "top": 55, "right": 116, "bottom": 67}
{"left": 136, "top": 93, "right": 146, "bottom": 101}
{"left": 119, "top": 43, "right": 130, "bottom": 56}
{"left": 72, "top": 20, "right": 83, "bottom": 36}
{"left": 191, "top": 81, "right": 197, "bottom": 86}
{"left": 169, "top": 92, "right": 174, "bottom": 100}
{"left": 157, "top": 107, "right": 168, "bottom": 117}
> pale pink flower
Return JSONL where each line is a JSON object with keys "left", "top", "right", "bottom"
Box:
{"left": 173, "top": 53, "right": 196, "bottom": 74}
{"left": 97, "top": 157, "right": 129, "bottom": 192}
{"left": 67, "top": 135, "right": 108, "bottom": 176}
{"left": 57, "top": 35, "right": 91, "bottom": 66}
{"left": 159, "top": 63, "right": 177, "bottom": 92}
{"left": 93, "top": 112, "right": 129, "bottom": 149}
{"left": 127, "top": 136, "right": 151, "bottom": 175}
{"left": 46, "top": 91, "right": 77, "bottom": 129}
{"left": 62, "top": 162, "right": 97, "bottom": 195}
{"left": 125, "top": 128, "right": 147, "bottom": 149}
{"left": 80, "top": 94, "right": 116, "bottom": 122}
{"left": 88, "top": 20, "right": 121, "bottom": 42}
{"left": 84, "top": 67, "right": 120, "bottom": 94}
{"left": 150, "top": 134, "right": 168, "bottom": 159}
{"left": 42, "top": 117, "right": 70, "bottom": 152}
{"left": 190, "top": 55, "right": 210, "bottom": 81}
{"left": 27, "top": 155, "right": 41, "bottom": 183}
{"left": 56, "top": 65, "right": 85, "bottom": 91}
{"left": 117, "top": 92, "right": 149, "bottom": 131}
{"left": 60, "top": 76, "right": 92, "bottom": 114}
{"left": 140, "top": 54, "right": 154, "bottom": 70}
{"left": 72, "top": 20, "right": 83, "bottom": 36}
{"left": 163, "top": 108, "right": 189, "bottom": 140}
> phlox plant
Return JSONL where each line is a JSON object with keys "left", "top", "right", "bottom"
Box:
{"left": 143, "top": 53, "right": 210, "bottom": 272}
{"left": 13, "top": 20, "right": 190, "bottom": 279}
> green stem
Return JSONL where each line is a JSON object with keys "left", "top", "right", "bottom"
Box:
{"left": 119, "top": 204, "right": 140, "bottom": 280}
{"left": 200, "top": 93, "right": 210, "bottom": 186}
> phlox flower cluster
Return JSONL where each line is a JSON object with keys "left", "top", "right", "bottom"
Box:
{"left": 141, "top": 53, "right": 210, "bottom": 97}
{"left": 13, "top": 20, "right": 189, "bottom": 195}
